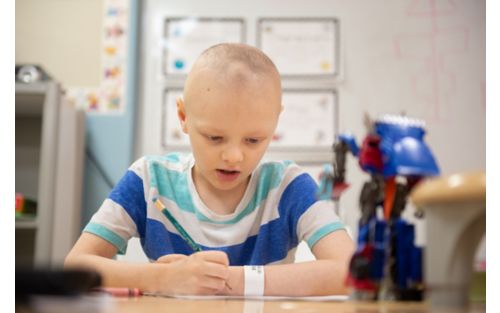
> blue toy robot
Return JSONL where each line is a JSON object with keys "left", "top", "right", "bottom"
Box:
{"left": 318, "top": 114, "right": 440, "bottom": 300}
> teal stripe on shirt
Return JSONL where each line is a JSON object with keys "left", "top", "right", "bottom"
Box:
{"left": 84, "top": 222, "right": 128, "bottom": 254}
{"left": 145, "top": 152, "right": 183, "bottom": 164}
{"left": 148, "top": 161, "right": 197, "bottom": 214}
{"left": 306, "top": 222, "right": 345, "bottom": 248}
{"left": 148, "top": 158, "right": 292, "bottom": 225}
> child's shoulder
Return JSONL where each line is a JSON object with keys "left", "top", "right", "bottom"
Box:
{"left": 258, "top": 159, "right": 296, "bottom": 171}
{"left": 256, "top": 159, "right": 309, "bottom": 183}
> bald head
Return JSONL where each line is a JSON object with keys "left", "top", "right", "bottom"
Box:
{"left": 192, "top": 43, "right": 280, "bottom": 79}
{"left": 183, "top": 43, "right": 282, "bottom": 113}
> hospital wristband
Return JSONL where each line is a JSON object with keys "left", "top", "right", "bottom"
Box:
{"left": 243, "top": 265, "right": 265, "bottom": 296}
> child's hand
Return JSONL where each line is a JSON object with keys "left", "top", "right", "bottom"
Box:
{"left": 154, "top": 251, "right": 230, "bottom": 295}
{"left": 156, "top": 254, "right": 189, "bottom": 264}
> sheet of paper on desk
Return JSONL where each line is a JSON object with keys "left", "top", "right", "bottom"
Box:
{"left": 143, "top": 293, "right": 349, "bottom": 301}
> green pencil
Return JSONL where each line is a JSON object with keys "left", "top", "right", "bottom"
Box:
{"left": 154, "top": 199, "right": 202, "bottom": 252}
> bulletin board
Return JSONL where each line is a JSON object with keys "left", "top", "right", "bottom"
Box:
{"left": 162, "top": 88, "right": 190, "bottom": 148}
{"left": 270, "top": 89, "right": 338, "bottom": 150}
{"left": 163, "top": 17, "right": 246, "bottom": 75}
{"left": 257, "top": 18, "right": 339, "bottom": 77}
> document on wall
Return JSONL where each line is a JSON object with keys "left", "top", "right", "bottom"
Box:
{"left": 258, "top": 18, "right": 339, "bottom": 76}
{"left": 163, "top": 88, "right": 190, "bottom": 147}
{"left": 164, "top": 18, "right": 245, "bottom": 75}
{"left": 270, "top": 90, "right": 337, "bottom": 149}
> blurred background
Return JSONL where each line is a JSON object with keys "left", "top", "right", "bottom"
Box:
{"left": 14, "top": 0, "right": 485, "bottom": 301}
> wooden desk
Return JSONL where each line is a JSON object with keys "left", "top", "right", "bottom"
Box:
{"left": 104, "top": 296, "right": 486, "bottom": 313}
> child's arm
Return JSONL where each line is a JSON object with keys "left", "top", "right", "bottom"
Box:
{"left": 223, "top": 230, "right": 355, "bottom": 296}
{"left": 64, "top": 232, "right": 230, "bottom": 295}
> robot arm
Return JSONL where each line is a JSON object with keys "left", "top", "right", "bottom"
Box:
{"left": 337, "top": 133, "right": 359, "bottom": 157}
{"left": 316, "top": 134, "right": 358, "bottom": 201}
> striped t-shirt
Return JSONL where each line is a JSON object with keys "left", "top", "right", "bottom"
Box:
{"left": 84, "top": 152, "right": 345, "bottom": 265}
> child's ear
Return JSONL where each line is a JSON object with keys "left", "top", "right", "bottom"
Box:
{"left": 176, "top": 96, "right": 188, "bottom": 134}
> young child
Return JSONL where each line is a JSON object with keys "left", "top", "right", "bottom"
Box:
{"left": 65, "top": 43, "right": 354, "bottom": 296}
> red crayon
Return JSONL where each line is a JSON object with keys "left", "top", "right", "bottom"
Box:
{"left": 95, "top": 287, "right": 142, "bottom": 297}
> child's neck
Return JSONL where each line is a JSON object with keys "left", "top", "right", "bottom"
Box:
{"left": 201, "top": 191, "right": 243, "bottom": 215}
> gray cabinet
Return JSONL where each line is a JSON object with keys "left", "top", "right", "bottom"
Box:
{"left": 16, "top": 81, "right": 85, "bottom": 268}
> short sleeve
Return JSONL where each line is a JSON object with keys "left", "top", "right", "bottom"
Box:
{"left": 285, "top": 170, "right": 345, "bottom": 249}
{"left": 296, "top": 199, "right": 345, "bottom": 249}
{"left": 83, "top": 158, "right": 148, "bottom": 254}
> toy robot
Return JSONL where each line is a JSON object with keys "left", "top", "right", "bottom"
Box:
{"left": 317, "top": 114, "right": 440, "bottom": 301}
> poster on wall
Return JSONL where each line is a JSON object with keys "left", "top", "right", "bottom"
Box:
{"left": 66, "top": 0, "right": 129, "bottom": 114}
{"left": 257, "top": 18, "right": 339, "bottom": 77}
{"left": 270, "top": 90, "right": 337, "bottom": 150}
{"left": 162, "top": 89, "right": 190, "bottom": 148}
{"left": 164, "top": 17, "right": 245, "bottom": 75}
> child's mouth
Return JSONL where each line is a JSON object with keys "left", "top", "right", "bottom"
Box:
{"left": 216, "top": 169, "right": 241, "bottom": 182}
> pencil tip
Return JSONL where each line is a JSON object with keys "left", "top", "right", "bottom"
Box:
{"left": 154, "top": 199, "right": 163, "bottom": 210}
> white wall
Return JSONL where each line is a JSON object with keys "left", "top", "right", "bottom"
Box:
{"left": 15, "top": 0, "right": 103, "bottom": 87}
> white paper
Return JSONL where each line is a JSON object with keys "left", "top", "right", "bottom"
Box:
{"left": 143, "top": 293, "right": 348, "bottom": 302}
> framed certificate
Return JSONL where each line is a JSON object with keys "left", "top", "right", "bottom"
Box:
{"left": 257, "top": 18, "right": 339, "bottom": 77}
{"left": 164, "top": 17, "right": 245, "bottom": 75}
{"left": 270, "top": 89, "right": 338, "bottom": 150}
{"left": 162, "top": 88, "right": 190, "bottom": 148}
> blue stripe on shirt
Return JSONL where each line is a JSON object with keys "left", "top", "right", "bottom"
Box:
{"left": 108, "top": 170, "right": 147, "bottom": 238}
{"left": 278, "top": 173, "right": 319, "bottom": 242}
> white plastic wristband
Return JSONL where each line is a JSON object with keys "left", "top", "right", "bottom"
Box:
{"left": 243, "top": 265, "right": 265, "bottom": 296}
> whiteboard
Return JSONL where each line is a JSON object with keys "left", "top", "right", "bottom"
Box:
{"left": 163, "top": 17, "right": 245, "bottom": 75}
{"left": 257, "top": 18, "right": 339, "bottom": 76}
{"left": 270, "top": 90, "right": 337, "bottom": 150}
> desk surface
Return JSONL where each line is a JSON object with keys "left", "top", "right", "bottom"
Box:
{"left": 102, "top": 296, "right": 486, "bottom": 313}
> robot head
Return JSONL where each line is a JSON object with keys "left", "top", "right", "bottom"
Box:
{"left": 374, "top": 115, "right": 440, "bottom": 178}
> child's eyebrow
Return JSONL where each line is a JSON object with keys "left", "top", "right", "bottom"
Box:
{"left": 245, "top": 134, "right": 268, "bottom": 139}
{"left": 197, "top": 126, "right": 224, "bottom": 134}
{"left": 198, "top": 126, "right": 268, "bottom": 138}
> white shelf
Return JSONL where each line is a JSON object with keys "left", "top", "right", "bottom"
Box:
{"left": 15, "top": 80, "right": 86, "bottom": 268}
{"left": 15, "top": 217, "right": 38, "bottom": 229}
{"left": 15, "top": 82, "right": 49, "bottom": 94}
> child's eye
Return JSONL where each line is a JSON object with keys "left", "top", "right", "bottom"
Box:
{"left": 246, "top": 138, "right": 261, "bottom": 145}
{"left": 207, "top": 135, "right": 223, "bottom": 142}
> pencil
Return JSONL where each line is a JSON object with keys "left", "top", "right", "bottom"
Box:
{"left": 154, "top": 199, "right": 201, "bottom": 252}
{"left": 153, "top": 198, "right": 232, "bottom": 290}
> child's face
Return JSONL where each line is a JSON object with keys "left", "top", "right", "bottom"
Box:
{"left": 178, "top": 65, "right": 281, "bottom": 196}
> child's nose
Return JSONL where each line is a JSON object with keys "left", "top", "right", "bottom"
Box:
{"left": 221, "top": 146, "right": 243, "bottom": 164}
